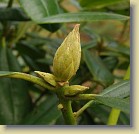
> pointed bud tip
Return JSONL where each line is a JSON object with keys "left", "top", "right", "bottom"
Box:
{"left": 74, "top": 24, "right": 80, "bottom": 32}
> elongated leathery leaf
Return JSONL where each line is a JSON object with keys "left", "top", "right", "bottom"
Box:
{"left": 0, "top": 46, "right": 32, "bottom": 124}
{"left": 36, "top": 12, "right": 129, "bottom": 24}
{"left": 85, "top": 80, "right": 130, "bottom": 114}
{"left": 100, "top": 80, "right": 130, "bottom": 98}
{"left": 95, "top": 97, "right": 130, "bottom": 113}
{"left": 95, "top": 80, "right": 130, "bottom": 113}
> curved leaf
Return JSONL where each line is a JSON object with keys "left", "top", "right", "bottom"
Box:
{"left": 0, "top": 46, "right": 32, "bottom": 124}
{"left": 95, "top": 97, "right": 130, "bottom": 113}
{"left": 100, "top": 80, "right": 130, "bottom": 98}
{"left": 19, "top": 0, "right": 61, "bottom": 32}
{"left": 95, "top": 80, "right": 130, "bottom": 113}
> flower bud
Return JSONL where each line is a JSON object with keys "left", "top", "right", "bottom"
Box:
{"left": 53, "top": 24, "right": 81, "bottom": 82}
{"left": 64, "top": 85, "right": 89, "bottom": 96}
{"left": 34, "top": 71, "right": 56, "bottom": 87}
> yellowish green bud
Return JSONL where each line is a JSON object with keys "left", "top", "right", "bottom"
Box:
{"left": 64, "top": 85, "right": 89, "bottom": 96}
{"left": 53, "top": 24, "right": 81, "bottom": 82}
{"left": 34, "top": 71, "right": 56, "bottom": 87}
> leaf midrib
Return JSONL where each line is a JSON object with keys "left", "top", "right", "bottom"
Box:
{"left": 40, "top": 0, "right": 50, "bottom": 17}
{"left": 100, "top": 80, "right": 129, "bottom": 96}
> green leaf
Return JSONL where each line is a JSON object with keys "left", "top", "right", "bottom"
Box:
{"left": 79, "top": 0, "right": 129, "bottom": 9}
{"left": 0, "top": 46, "right": 32, "bottom": 124}
{"left": 103, "top": 56, "right": 118, "bottom": 71}
{"left": 16, "top": 41, "right": 45, "bottom": 59}
{"left": 0, "top": 7, "right": 29, "bottom": 21}
{"left": 16, "top": 41, "right": 46, "bottom": 71}
{"left": 95, "top": 97, "right": 130, "bottom": 113}
{"left": 21, "top": 55, "right": 41, "bottom": 70}
{"left": 100, "top": 80, "right": 130, "bottom": 98}
{"left": 94, "top": 80, "right": 130, "bottom": 113}
{"left": 81, "top": 40, "right": 98, "bottom": 50}
{"left": 36, "top": 12, "right": 129, "bottom": 24}
{"left": 15, "top": 36, "right": 59, "bottom": 71}
{"left": 104, "top": 41, "right": 130, "bottom": 56}
{"left": 83, "top": 49, "right": 114, "bottom": 87}
{"left": 22, "top": 95, "right": 61, "bottom": 125}
{"left": 19, "top": 0, "right": 61, "bottom": 32}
